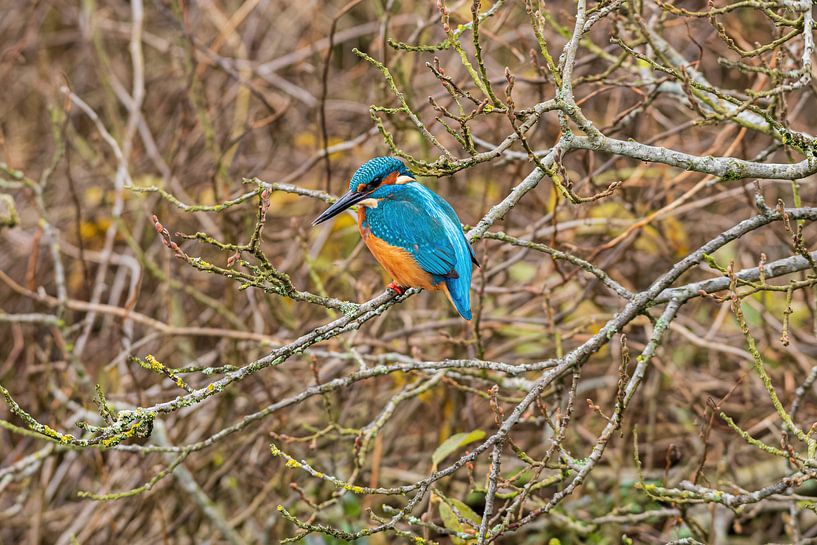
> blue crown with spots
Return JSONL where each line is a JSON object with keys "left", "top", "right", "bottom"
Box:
{"left": 349, "top": 156, "right": 412, "bottom": 191}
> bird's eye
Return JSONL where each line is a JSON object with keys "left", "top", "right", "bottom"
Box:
{"left": 357, "top": 177, "right": 382, "bottom": 193}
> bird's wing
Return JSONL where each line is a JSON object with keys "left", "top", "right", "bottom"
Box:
{"left": 369, "top": 198, "right": 459, "bottom": 279}
{"left": 427, "top": 189, "right": 479, "bottom": 267}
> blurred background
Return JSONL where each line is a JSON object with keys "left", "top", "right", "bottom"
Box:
{"left": 1, "top": 0, "right": 816, "bottom": 543}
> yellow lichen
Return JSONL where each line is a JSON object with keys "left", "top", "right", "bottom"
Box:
{"left": 43, "top": 425, "right": 60, "bottom": 439}
{"left": 144, "top": 354, "right": 164, "bottom": 371}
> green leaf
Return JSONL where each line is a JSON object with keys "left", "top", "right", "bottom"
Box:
{"left": 432, "top": 430, "right": 486, "bottom": 467}
{"left": 341, "top": 494, "right": 361, "bottom": 518}
{"left": 438, "top": 497, "right": 482, "bottom": 545}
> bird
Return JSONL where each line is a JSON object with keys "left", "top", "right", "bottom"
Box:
{"left": 313, "top": 156, "right": 478, "bottom": 320}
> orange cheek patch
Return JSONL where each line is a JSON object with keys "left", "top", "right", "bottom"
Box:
{"left": 382, "top": 171, "right": 398, "bottom": 186}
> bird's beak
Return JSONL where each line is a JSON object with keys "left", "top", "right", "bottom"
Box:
{"left": 312, "top": 189, "right": 370, "bottom": 226}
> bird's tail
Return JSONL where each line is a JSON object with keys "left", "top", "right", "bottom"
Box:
{"left": 443, "top": 273, "right": 472, "bottom": 320}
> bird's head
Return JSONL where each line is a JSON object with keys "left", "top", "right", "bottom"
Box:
{"left": 313, "top": 156, "right": 416, "bottom": 225}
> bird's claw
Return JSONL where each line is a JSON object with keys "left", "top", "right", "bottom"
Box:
{"left": 387, "top": 281, "right": 406, "bottom": 295}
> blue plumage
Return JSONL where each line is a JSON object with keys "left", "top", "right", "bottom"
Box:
{"left": 364, "top": 184, "right": 475, "bottom": 319}
{"left": 348, "top": 156, "right": 411, "bottom": 191}
{"left": 313, "top": 156, "right": 477, "bottom": 320}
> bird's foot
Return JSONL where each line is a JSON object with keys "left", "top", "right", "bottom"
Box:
{"left": 387, "top": 281, "right": 406, "bottom": 295}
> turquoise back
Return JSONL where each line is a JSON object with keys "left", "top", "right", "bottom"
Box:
{"left": 363, "top": 182, "right": 474, "bottom": 319}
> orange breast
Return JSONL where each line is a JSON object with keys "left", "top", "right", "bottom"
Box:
{"left": 358, "top": 208, "right": 438, "bottom": 290}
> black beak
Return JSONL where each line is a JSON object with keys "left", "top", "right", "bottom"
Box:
{"left": 312, "top": 189, "right": 370, "bottom": 226}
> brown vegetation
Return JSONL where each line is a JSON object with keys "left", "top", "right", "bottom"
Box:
{"left": 1, "top": 0, "right": 817, "bottom": 543}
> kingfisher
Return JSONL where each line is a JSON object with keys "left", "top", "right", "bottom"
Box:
{"left": 313, "top": 156, "right": 478, "bottom": 320}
